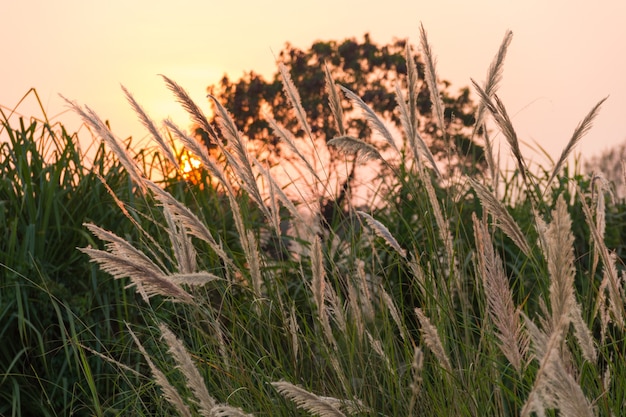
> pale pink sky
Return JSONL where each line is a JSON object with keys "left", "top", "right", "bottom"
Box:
{"left": 2, "top": 0, "right": 625, "bottom": 167}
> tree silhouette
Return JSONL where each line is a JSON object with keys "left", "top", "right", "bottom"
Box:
{"left": 201, "top": 34, "right": 485, "bottom": 228}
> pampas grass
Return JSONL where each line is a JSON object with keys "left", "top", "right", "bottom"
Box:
{"left": 63, "top": 24, "right": 626, "bottom": 417}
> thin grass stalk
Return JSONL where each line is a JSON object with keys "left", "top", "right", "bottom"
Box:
{"left": 472, "top": 30, "right": 513, "bottom": 140}
{"left": 324, "top": 63, "right": 346, "bottom": 137}
{"left": 408, "top": 346, "right": 424, "bottom": 417}
{"left": 419, "top": 24, "right": 446, "bottom": 141}
{"left": 126, "top": 324, "right": 193, "bottom": 417}
{"left": 122, "top": 85, "right": 179, "bottom": 170}
{"left": 546, "top": 97, "right": 608, "bottom": 190}
{"left": 63, "top": 97, "right": 146, "bottom": 192}
{"left": 338, "top": 85, "right": 398, "bottom": 153}
{"left": 469, "top": 178, "right": 532, "bottom": 257}
{"left": 158, "top": 323, "right": 217, "bottom": 415}
{"left": 356, "top": 210, "right": 407, "bottom": 258}
{"left": 271, "top": 381, "right": 347, "bottom": 417}
{"left": 470, "top": 82, "right": 527, "bottom": 182}
{"left": 395, "top": 61, "right": 441, "bottom": 177}
{"left": 80, "top": 223, "right": 194, "bottom": 303}
{"left": 473, "top": 213, "right": 527, "bottom": 373}
{"left": 310, "top": 236, "right": 336, "bottom": 348}
{"left": 160, "top": 74, "right": 219, "bottom": 143}
{"left": 414, "top": 307, "right": 452, "bottom": 373}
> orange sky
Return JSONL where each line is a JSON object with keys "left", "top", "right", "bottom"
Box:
{"left": 2, "top": 0, "right": 625, "bottom": 168}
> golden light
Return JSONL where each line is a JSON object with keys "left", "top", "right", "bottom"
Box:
{"left": 179, "top": 151, "right": 203, "bottom": 184}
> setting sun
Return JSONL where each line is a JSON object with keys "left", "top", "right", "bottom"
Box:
{"left": 179, "top": 151, "right": 203, "bottom": 183}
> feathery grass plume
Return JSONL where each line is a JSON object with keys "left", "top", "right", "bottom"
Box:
{"left": 379, "top": 285, "right": 408, "bottom": 342}
{"left": 546, "top": 97, "right": 608, "bottom": 190}
{"left": 366, "top": 330, "right": 393, "bottom": 374}
{"left": 473, "top": 213, "right": 528, "bottom": 373}
{"left": 163, "top": 207, "right": 197, "bottom": 274}
{"left": 395, "top": 77, "right": 441, "bottom": 177}
{"left": 542, "top": 198, "right": 596, "bottom": 362}
{"left": 160, "top": 74, "right": 218, "bottom": 143}
{"left": 472, "top": 30, "right": 513, "bottom": 140}
{"left": 419, "top": 24, "right": 446, "bottom": 140}
{"left": 211, "top": 405, "right": 255, "bottom": 417}
{"left": 347, "top": 276, "right": 365, "bottom": 341}
{"left": 163, "top": 118, "right": 230, "bottom": 191}
{"left": 422, "top": 173, "right": 460, "bottom": 291}
{"left": 596, "top": 253, "right": 624, "bottom": 334}
{"left": 251, "top": 155, "right": 304, "bottom": 228}
{"left": 327, "top": 135, "right": 384, "bottom": 164}
{"left": 521, "top": 324, "right": 594, "bottom": 417}
{"left": 122, "top": 85, "right": 179, "bottom": 170}
{"left": 286, "top": 303, "right": 300, "bottom": 361}
{"left": 143, "top": 179, "right": 238, "bottom": 272}
{"left": 244, "top": 230, "right": 263, "bottom": 302}
{"left": 158, "top": 323, "right": 217, "bottom": 415}
{"left": 63, "top": 96, "right": 147, "bottom": 192}
{"left": 278, "top": 63, "right": 314, "bottom": 140}
{"left": 482, "top": 127, "right": 500, "bottom": 194}
{"left": 162, "top": 119, "right": 249, "bottom": 252}
{"left": 310, "top": 236, "right": 336, "bottom": 347}
{"left": 356, "top": 210, "right": 407, "bottom": 257}
{"left": 126, "top": 323, "right": 193, "bottom": 417}
{"left": 355, "top": 260, "right": 374, "bottom": 322}
{"left": 543, "top": 196, "right": 577, "bottom": 330}
{"left": 589, "top": 173, "right": 610, "bottom": 276}
{"left": 469, "top": 178, "right": 532, "bottom": 257}
{"left": 208, "top": 94, "right": 269, "bottom": 218}
{"left": 414, "top": 307, "right": 452, "bottom": 373}
{"left": 579, "top": 185, "right": 626, "bottom": 326}
{"left": 80, "top": 223, "right": 194, "bottom": 303}
{"left": 265, "top": 113, "right": 320, "bottom": 183}
{"left": 325, "top": 63, "right": 346, "bottom": 137}
{"left": 408, "top": 346, "right": 424, "bottom": 417}
{"left": 338, "top": 85, "right": 398, "bottom": 153}
{"left": 471, "top": 82, "right": 527, "bottom": 181}
{"left": 271, "top": 381, "right": 347, "bottom": 417}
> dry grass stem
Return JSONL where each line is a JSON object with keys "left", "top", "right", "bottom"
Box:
{"left": 160, "top": 74, "right": 218, "bottom": 143}
{"left": 122, "top": 85, "right": 179, "bottom": 170}
{"left": 265, "top": 114, "right": 320, "bottom": 182}
{"left": 419, "top": 25, "right": 446, "bottom": 140}
{"left": 414, "top": 307, "right": 452, "bottom": 373}
{"left": 81, "top": 223, "right": 194, "bottom": 303}
{"left": 395, "top": 82, "right": 440, "bottom": 177}
{"left": 271, "top": 381, "right": 347, "bottom": 417}
{"left": 163, "top": 207, "right": 197, "bottom": 274}
{"left": 327, "top": 135, "right": 385, "bottom": 164}
{"left": 472, "top": 30, "right": 513, "bottom": 139}
{"left": 278, "top": 63, "right": 314, "bottom": 140}
{"left": 471, "top": 82, "right": 526, "bottom": 181}
{"left": 339, "top": 85, "right": 397, "bottom": 153}
{"left": 127, "top": 324, "right": 193, "bottom": 417}
{"left": 356, "top": 211, "right": 407, "bottom": 257}
{"left": 159, "top": 323, "right": 217, "bottom": 415}
{"left": 64, "top": 96, "right": 147, "bottom": 192}
{"left": 325, "top": 63, "right": 346, "bottom": 137}
{"left": 546, "top": 97, "right": 608, "bottom": 190}
{"left": 473, "top": 214, "right": 528, "bottom": 372}
{"left": 470, "top": 178, "right": 531, "bottom": 256}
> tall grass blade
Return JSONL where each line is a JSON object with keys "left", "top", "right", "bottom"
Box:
{"left": 546, "top": 97, "right": 608, "bottom": 190}
{"left": 419, "top": 24, "right": 446, "bottom": 140}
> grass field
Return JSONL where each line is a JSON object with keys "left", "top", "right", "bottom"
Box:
{"left": 1, "top": 28, "right": 625, "bottom": 416}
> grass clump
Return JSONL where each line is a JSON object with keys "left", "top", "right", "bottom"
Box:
{"left": 4, "top": 26, "right": 626, "bottom": 416}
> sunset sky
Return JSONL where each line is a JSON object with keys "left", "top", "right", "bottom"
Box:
{"left": 2, "top": 0, "right": 625, "bottom": 168}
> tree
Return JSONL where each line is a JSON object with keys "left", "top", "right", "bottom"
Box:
{"left": 201, "top": 34, "right": 485, "bottom": 227}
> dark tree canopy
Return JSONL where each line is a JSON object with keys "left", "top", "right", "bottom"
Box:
{"left": 205, "top": 34, "right": 485, "bottom": 173}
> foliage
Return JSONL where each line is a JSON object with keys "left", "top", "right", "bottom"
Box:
{"left": 3, "top": 28, "right": 626, "bottom": 416}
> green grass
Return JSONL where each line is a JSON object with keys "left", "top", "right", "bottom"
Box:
{"left": 2, "top": 28, "right": 626, "bottom": 416}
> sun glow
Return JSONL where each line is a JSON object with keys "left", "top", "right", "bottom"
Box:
{"left": 179, "top": 151, "right": 203, "bottom": 183}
